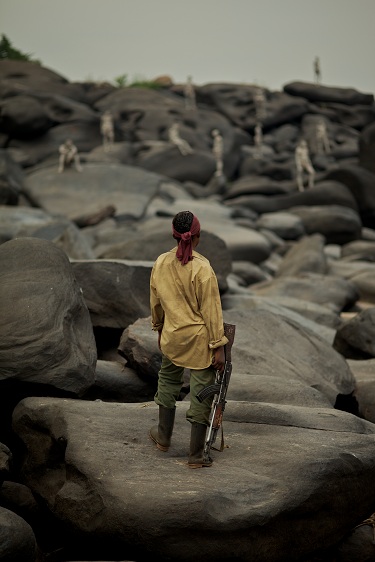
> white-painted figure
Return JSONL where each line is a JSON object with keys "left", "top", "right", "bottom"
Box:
{"left": 315, "top": 120, "right": 331, "bottom": 154}
{"left": 254, "top": 88, "right": 266, "bottom": 122}
{"left": 295, "top": 139, "right": 315, "bottom": 191}
{"left": 211, "top": 128, "right": 224, "bottom": 176}
{"left": 100, "top": 110, "right": 114, "bottom": 151}
{"left": 254, "top": 123, "right": 263, "bottom": 158}
{"left": 168, "top": 123, "right": 193, "bottom": 156}
{"left": 314, "top": 56, "right": 321, "bottom": 84}
{"left": 184, "top": 75, "right": 196, "bottom": 110}
{"left": 57, "top": 139, "right": 82, "bottom": 173}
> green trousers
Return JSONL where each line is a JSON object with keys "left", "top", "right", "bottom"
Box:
{"left": 154, "top": 355, "right": 215, "bottom": 425}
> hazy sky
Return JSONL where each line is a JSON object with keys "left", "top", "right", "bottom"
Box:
{"left": 1, "top": 0, "right": 375, "bottom": 94}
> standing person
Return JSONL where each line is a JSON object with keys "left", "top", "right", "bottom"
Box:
{"left": 211, "top": 128, "right": 224, "bottom": 177}
{"left": 100, "top": 110, "right": 114, "bottom": 151}
{"left": 184, "top": 75, "right": 196, "bottom": 110}
{"left": 149, "top": 211, "right": 228, "bottom": 469}
{"left": 295, "top": 139, "right": 315, "bottom": 192}
{"left": 313, "top": 56, "right": 321, "bottom": 84}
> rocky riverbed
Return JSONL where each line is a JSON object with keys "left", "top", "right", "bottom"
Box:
{"left": 1, "top": 59, "right": 375, "bottom": 561}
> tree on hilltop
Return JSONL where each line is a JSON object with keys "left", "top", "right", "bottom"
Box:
{"left": 0, "top": 34, "right": 40, "bottom": 63}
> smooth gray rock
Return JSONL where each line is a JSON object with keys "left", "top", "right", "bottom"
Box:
{"left": 256, "top": 295, "right": 341, "bottom": 329}
{"left": 333, "top": 308, "right": 375, "bottom": 359}
{"left": 232, "top": 260, "right": 271, "bottom": 285}
{"left": 71, "top": 259, "right": 153, "bottom": 329}
{"left": 359, "top": 120, "right": 375, "bottom": 174}
{"left": 250, "top": 272, "right": 359, "bottom": 315}
{"left": 225, "top": 175, "right": 291, "bottom": 199}
{"left": 0, "top": 442, "right": 11, "bottom": 483}
{"left": 81, "top": 359, "right": 156, "bottom": 403}
{"left": 221, "top": 293, "right": 336, "bottom": 343}
{"left": 283, "top": 81, "right": 374, "bottom": 106}
{"left": 341, "top": 239, "right": 375, "bottom": 261}
{"left": 324, "top": 165, "right": 375, "bottom": 229}
{"left": 0, "top": 149, "right": 25, "bottom": 205}
{"left": 255, "top": 211, "right": 305, "bottom": 240}
{"left": 223, "top": 180, "right": 359, "bottom": 217}
{"left": 24, "top": 162, "right": 163, "bottom": 220}
{"left": 0, "top": 237, "right": 96, "bottom": 393}
{"left": 288, "top": 205, "right": 362, "bottom": 244}
{"left": 0, "top": 506, "right": 38, "bottom": 562}
{"left": 275, "top": 233, "right": 328, "bottom": 277}
{"left": 11, "top": 396, "right": 375, "bottom": 562}
{"left": 328, "top": 259, "right": 375, "bottom": 304}
{"left": 318, "top": 101, "right": 375, "bottom": 130}
{"left": 347, "top": 358, "right": 375, "bottom": 423}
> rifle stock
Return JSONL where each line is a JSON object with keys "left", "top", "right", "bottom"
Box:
{"left": 196, "top": 323, "right": 236, "bottom": 463}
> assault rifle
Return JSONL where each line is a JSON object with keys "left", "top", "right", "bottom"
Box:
{"left": 196, "top": 323, "right": 236, "bottom": 464}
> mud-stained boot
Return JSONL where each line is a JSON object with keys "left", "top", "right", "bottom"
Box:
{"left": 188, "top": 422, "right": 213, "bottom": 468}
{"left": 149, "top": 406, "right": 176, "bottom": 451}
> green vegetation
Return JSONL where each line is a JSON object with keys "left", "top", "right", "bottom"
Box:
{"left": 113, "top": 73, "right": 162, "bottom": 89}
{"left": 113, "top": 73, "right": 128, "bottom": 88}
{"left": 0, "top": 34, "right": 40, "bottom": 63}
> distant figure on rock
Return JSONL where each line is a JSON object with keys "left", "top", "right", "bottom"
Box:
{"left": 184, "top": 75, "right": 196, "bottom": 110}
{"left": 168, "top": 123, "right": 194, "bottom": 156}
{"left": 57, "top": 139, "right": 82, "bottom": 173}
{"left": 295, "top": 139, "right": 315, "bottom": 191}
{"left": 100, "top": 110, "right": 114, "bottom": 151}
{"left": 313, "top": 56, "right": 321, "bottom": 84}
{"left": 211, "top": 128, "right": 224, "bottom": 176}
{"left": 254, "top": 88, "right": 266, "bottom": 122}
{"left": 315, "top": 119, "right": 331, "bottom": 154}
{"left": 254, "top": 123, "right": 263, "bottom": 159}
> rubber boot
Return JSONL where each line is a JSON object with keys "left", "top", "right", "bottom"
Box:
{"left": 188, "top": 422, "right": 213, "bottom": 469}
{"left": 149, "top": 406, "right": 176, "bottom": 452}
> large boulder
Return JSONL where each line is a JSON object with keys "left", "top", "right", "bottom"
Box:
{"left": 223, "top": 180, "right": 359, "bottom": 216}
{"left": 323, "top": 165, "right": 375, "bottom": 229}
{"left": 0, "top": 237, "right": 97, "bottom": 393}
{"left": 71, "top": 258, "right": 153, "bottom": 329}
{"left": 359, "top": 120, "right": 375, "bottom": 174}
{"left": 333, "top": 308, "right": 375, "bottom": 359}
{"left": 283, "top": 81, "right": 374, "bottom": 106}
{"left": 250, "top": 273, "right": 359, "bottom": 315}
{"left": 0, "top": 149, "right": 25, "bottom": 205}
{"left": 0, "top": 506, "right": 38, "bottom": 562}
{"left": 11, "top": 394, "right": 375, "bottom": 562}
{"left": 23, "top": 162, "right": 163, "bottom": 220}
{"left": 0, "top": 60, "right": 88, "bottom": 103}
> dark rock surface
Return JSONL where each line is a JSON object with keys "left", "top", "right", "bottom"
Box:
{"left": 1, "top": 60, "right": 375, "bottom": 561}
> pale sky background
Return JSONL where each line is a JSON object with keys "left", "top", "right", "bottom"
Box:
{"left": 1, "top": 0, "right": 375, "bottom": 94}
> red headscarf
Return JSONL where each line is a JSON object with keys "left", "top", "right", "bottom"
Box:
{"left": 172, "top": 215, "right": 200, "bottom": 265}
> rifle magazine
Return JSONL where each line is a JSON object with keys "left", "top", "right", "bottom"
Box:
{"left": 196, "top": 383, "right": 221, "bottom": 403}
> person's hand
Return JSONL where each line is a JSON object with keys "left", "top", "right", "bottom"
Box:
{"left": 212, "top": 346, "right": 225, "bottom": 373}
{"left": 157, "top": 330, "right": 162, "bottom": 351}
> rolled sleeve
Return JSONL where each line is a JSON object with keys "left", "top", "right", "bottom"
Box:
{"left": 150, "top": 271, "right": 164, "bottom": 332}
{"left": 209, "top": 336, "right": 228, "bottom": 349}
{"left": 197, "top": 270, "right": 228, "bottom": 350}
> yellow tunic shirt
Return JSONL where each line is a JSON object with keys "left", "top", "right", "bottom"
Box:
{"left": 150, "top": 248, "right": 228, "bottom": 369}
